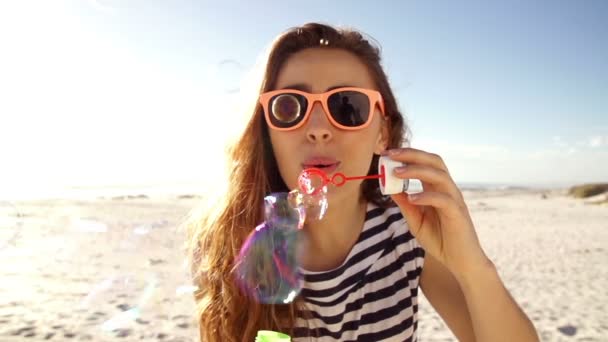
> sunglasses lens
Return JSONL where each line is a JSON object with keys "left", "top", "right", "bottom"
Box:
{"left": 328, "top": 91, "right": 370, "bottom": 127}
{"left": 269, "top": 93, "right": 307, "bottom": 129}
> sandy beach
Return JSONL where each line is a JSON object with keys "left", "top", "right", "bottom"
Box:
{"left": 1, "top": 188, "right": 606, "bottom": 341}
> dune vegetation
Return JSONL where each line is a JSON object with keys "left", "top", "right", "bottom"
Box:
{"left": 568, "top": 183, "right": 608, "bottom": 198}
{"left": 568, "top": 183, "right": 608, "bottom": 205}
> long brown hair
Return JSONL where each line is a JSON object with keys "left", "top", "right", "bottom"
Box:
{"left": 184, "top": 22, "right": 410, "bottom": 341}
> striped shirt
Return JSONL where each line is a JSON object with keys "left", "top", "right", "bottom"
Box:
{"left": 293, "top": 202, "right": 426, "bottom": 342}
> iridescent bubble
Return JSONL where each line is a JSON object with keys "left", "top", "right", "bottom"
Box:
{"left": 235, "top": 167, "right": 335, "bottom": 304}
{"left": 289, "top": 187, "right": 328, "bottom": 222}
{"left": 298, "top": 168, "right": 328, "bottom": 195}
{"left": 235, "top": 222, "right": 301, "bottom": 304}
{"left": 75, "top": 266, "right": 196, "bottom": 338}
{"left": 215, "top": 59, "right": 244, "bottom": 94}
{"left": 265, "top": 191, "right": 305, "bottom": 230}
{"left": 64, "top": 215, "right": 196, "bottom": 339}
{"left": 297, "top": 168, "right": 329, "bottom": 221}
{"left": 234, "top": 192, "right": 304, "bottom": 304}
{"left": 78, "top": 272, "right": 159, "bottom": 334}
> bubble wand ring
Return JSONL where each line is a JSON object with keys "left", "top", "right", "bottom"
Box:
{"left": 297, "top": 168, "right": 384, "bottom": 195}
{"left": 298, "top": 156, "right": 409, "bottom": 195}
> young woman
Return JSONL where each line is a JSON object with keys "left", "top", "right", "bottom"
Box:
{"left": 185, "top": 22, "right": 539, "bottom": 342}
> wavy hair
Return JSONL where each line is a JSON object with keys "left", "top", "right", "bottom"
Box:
{"left": 184, "top": 22, "right": 411, "bottom": 341}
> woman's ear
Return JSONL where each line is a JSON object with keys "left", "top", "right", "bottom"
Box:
{"left": 374, "top": 118, "right": 389, "bottom": 154}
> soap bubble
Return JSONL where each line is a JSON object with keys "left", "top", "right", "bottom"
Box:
{"left": 73, "top": 264, "right": 199, "bottom": 340}
{"left": 289, "top": 187, "right": 328, "bottom": 222}
{"left": 235, "top": 167, "right": 333, "bottom": 304}
{"left": 234, "top": 221, "right": 301, "bottom": 304}
{"left": 77, "top": 272, "right": 160, "bottom": 335}
{"left": 298, "top": 168, "right": 328, "bottom": 195}
{"left": 214, "top": 59, "right": 244, "bottom": 94}
{"left": 234, "top": 192, "right": 304, "bottom": 304}
{"left": 69, "top": 221, "right": 198, "bottom": 340}
{"left": 296, "top": 168, "right": 329, "bottom": 221}
{"left": 58, "top": 217, "right": 199, "bottom": 340}
{"left": 266, "top": 191, "right": 305, "bottom": 230}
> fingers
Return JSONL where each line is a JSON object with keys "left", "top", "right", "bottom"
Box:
{"left": 394, "top": 164, "right": 449, "bottom": 186}
{"left": 406, "top": 191, "right": 465, "bottom": 217}
{"left": 393, "top": 164, "right": 462, "bottom": 201}
{"left": 385, "top": 147, "right": 448, "bottom": 173}
{"left": 391, "top": 191, "right": 462, "bottom": 234}
{"left": 384, "top": 147, "right": 464, "bottom": 202}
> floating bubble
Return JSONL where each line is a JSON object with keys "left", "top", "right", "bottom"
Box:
{"left": 215, "top": 59, "right": 244, "bottom": 94}
{"left": 289, "top": 188, "right": 328, "bottom": 222}
{"left": 265, "top": 191, "right": 305, "bottom": 230}
{"left": 298, "top": 168, "right": 328, "bottom": 195}
{"left": 235, "top": 167, "right": 335, "bottom": 304}
{"left": 78, "top": 273, "right": 159, "bottom": 334}
{"left": 66, "top": 216, "right": 196, "bottom": 339}
{"left": 297, "top": 168, "right": 330, "bottom": 221}
{"left": 73, "top": 250, "right": 198, "bottom": 340}
{"left": 235, "top": 221, "right": 301, "bottom": 304}
{"left": 234, "top": 192, "right": 305, "bottom": 304}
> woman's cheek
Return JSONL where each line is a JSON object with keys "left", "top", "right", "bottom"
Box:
{"left": 277, "top": 156, "right": 298, "bottom": 190}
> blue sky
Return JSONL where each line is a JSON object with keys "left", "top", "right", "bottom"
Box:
{"left": 1, "top": 0, "right": 606, "bottom": 195}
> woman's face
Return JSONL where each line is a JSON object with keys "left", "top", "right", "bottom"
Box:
{"left": 269, "top": 48, "right": 388, "bottom": 201}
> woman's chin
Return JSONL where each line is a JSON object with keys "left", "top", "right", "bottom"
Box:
{"left": 326, "top": 182, "right": 360, "bottom": 202}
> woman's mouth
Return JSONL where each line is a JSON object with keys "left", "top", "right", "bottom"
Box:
{"left": 302, "top": 158, "right": 341, "bottom": 174}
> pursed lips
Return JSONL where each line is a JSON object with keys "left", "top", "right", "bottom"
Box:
{"left": 301, "top": 157, "right": 340, "bottom": 173}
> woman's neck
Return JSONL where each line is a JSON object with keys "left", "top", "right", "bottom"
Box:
{"left": 297, "top": 191, "right": 368, "bottom": 272}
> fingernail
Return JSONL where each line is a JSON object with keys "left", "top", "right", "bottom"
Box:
{"left": 389, "top": 149, "right": 401, "bottom": 156}
{"left": 394, "top": 166, "right": 407, "bottom": 174}
{"left": 380, "top": 150, "right": 389, "bottom": 156}
{"left": 408, "top": 193, "right": 420, "bottom": 201}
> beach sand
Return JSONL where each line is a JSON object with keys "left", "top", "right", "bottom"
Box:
{"left": 1, "top": 189, "right": 606, "bottom": 341}
{"left": 0, "top": 197, "right": 201, "bottom": 342}
{"left": 418, "top": 189, "right": 608, "bottom": 342}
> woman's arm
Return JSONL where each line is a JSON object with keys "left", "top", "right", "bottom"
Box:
{"left": 420, "top": 252, "right": 539, "bottom": 342}
{"left": 385, "top": 147, "right": 539, "bottom": 341}
{"left": 455, "top": 257, "right": 539, "bottom": 342}
{"left": 419, "top": 253, "right": 476, "bottom": 342}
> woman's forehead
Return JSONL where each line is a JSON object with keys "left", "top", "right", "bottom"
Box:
{"left": 274, "top": 48, "right": 376, "bottom": 92}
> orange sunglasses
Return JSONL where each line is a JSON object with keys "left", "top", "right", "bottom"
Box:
{"left": 259, "top": 87, "right": 386, "bottom": 131}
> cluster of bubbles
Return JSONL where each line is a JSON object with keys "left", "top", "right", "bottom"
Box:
{"left": 234, "top": 169, "right": 329, "bottom": 304}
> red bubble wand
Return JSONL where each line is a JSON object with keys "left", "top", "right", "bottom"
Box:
{"left": 298, "top": 168, "right": 386, "bottom": 195}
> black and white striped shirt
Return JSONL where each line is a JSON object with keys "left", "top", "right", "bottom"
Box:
{"left": 293, "top": 202, "right": 426, "bottom": 341}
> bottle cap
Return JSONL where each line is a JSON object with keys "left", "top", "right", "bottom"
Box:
{"left": 255, "top": 330, "right": 291, "bottom": 342}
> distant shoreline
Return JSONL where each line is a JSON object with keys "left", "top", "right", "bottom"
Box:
{"left": 0, "top": 181, "right": 578, "bottom": 202}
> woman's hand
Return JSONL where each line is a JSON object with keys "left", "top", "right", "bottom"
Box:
{"left": 384, "top": 147, "right": 490, "bottom": 278}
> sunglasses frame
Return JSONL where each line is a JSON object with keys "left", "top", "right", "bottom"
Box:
{"left": 259, "top": 87, "right": 386, "bottom": 131}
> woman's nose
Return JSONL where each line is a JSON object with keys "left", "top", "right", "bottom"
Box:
{"left": 306, "top": 102, "right": 333, "bottom": 143}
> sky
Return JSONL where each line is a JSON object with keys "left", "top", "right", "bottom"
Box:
{"left": 0, "top": 0, "right": 606, "bottom": 197}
